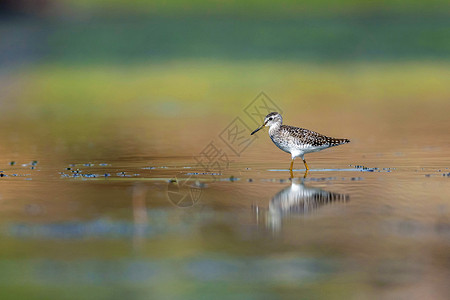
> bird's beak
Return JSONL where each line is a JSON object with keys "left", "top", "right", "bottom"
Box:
{"left": 250, "top": 121, "right": 267, "bottom": 135}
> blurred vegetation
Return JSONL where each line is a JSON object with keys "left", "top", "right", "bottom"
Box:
{"left": 17, "top": 15, "right": 450, "bottom": 63}
{"left": 5, "top": 61, "right": 447, "bottom": 121}
{"left": 64, "top": 0, "right": 450, "bottom": 15}
{"left": 1, "top": 0, "right": 449, "bottom": 156}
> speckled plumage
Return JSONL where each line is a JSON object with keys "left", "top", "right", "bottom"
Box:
{"left": 269, "top": 124, "right": 350, "bottom": 157}
{"left": 250, "top": 112, "right": 350, "bottom": 172}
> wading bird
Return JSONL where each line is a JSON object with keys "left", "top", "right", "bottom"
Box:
{"left": 251, "top": 112, "right": 350, "bottom": 176}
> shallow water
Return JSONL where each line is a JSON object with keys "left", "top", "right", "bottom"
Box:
{"left": 0, "top": 110, "right": 449, "bottom": 300}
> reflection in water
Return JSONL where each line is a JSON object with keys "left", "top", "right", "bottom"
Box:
{"left": 132, "top": 183, "right": 149, "bottom": 250}
{"left": 266, "top": 179, "right": 349, "bottom": 231}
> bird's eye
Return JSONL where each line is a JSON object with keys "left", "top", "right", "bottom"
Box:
{"left": 269, "top": 117, "right": 273, "bottom": 121}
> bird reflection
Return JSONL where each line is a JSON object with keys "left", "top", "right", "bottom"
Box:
{"left": 266, "top": 178, "right": 349, "bottom": 231}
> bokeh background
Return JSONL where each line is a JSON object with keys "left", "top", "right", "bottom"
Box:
{"left": 1, "top": 1, "right": 449, "bottom": 299}
{"left": 1, "top": 0, "right": 449, "bottom": 163}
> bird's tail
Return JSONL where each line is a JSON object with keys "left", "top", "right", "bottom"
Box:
{"left": 327, "top": 137, "right": 350, "bottom": 147}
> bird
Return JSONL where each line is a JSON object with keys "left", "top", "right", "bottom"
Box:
{"left": 250, "top": 112, "right": 350, "bottom": 175}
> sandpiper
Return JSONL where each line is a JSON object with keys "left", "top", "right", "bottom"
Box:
{"left": 251, "top": 112, "right": 350, "bottom": 175}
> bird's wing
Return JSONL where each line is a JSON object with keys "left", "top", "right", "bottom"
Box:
{"left": 283, "top": 125, "right": 350, "bottom": 147}
{"left": 282, "top": 125, "right": 329, "bottom": 147}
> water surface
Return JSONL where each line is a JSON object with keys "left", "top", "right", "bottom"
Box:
{"left": 0, "top": 111, "right": 449, "bottom": 300}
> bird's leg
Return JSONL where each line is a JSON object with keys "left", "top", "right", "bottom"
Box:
{"left": 302, "top": 158, "right": 309, "bottom": 178}
{"left": 289, "top": 159, "right": 295, "bottom": 178}
{"left": 302, "top": 159, "right": 309, "bottom": 171}
{"left": 303, "top": 169, "right": 308, "bottom": 178}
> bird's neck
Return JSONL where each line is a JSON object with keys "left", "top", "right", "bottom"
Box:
{"left": 268, "top": 122, "right": 282, "bottom": 136}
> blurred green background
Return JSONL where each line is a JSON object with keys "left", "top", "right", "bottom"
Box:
{"left": 2, "top": 0, "right": 449, "bottom": 160}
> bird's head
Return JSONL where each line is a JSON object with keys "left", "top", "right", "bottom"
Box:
{"left": 251, "top": 112, "right": 282, "bottom": 135}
